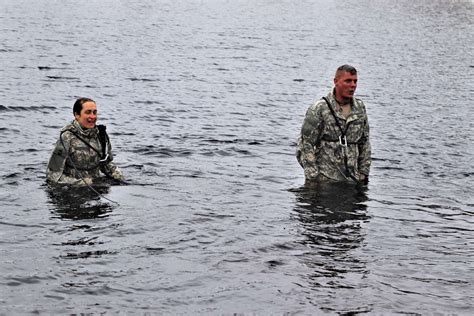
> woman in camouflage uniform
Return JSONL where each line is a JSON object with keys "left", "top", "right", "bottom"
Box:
{"left": 47, "top": 98, "right": 124, "bottom": 185}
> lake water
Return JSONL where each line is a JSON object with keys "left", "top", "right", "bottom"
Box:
{"left": 1, "top": 0, "right": 473, "bottom": 314}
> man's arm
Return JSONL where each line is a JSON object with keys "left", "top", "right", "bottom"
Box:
{"left": 357, "top": 106, "right": 371, "bottom": 179}
{"left": 298, "top": 102, "right": 323, "bottom": 180}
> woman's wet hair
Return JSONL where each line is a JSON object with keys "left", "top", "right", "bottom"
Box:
{"left": 73, "top": 97, "right": 95, "bottom": 116}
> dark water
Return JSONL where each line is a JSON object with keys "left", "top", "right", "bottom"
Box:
{"left": 1, "top": 0, "right": 473, "bottom": 314}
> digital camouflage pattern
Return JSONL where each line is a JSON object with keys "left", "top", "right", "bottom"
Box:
{"left": 297, "top": 91, "right": 371, "bottom": 183}
{"left": 47, "top": 120, "right": 124, "bottom": 185}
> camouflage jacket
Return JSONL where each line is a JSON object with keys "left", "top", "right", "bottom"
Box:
{"left": 296, "top": 91, "right": 371, "bottom": 183}
{"left": 46, "top": 120, "right": 124, "bottom": 185}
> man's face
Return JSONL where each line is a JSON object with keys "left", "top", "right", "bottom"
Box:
{"left": 75, "top": 101, "right": 97, "bottom": 129}
{"left": 334, "top": 71, "right": 358, "bottom": 101}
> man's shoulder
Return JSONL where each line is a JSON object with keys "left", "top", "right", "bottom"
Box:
{"left": 353, "top": 97, "right": 368, "bottom": 113}
{"left": 308, "top": 98, "right": 329, "bottom": 110}
{"left": 353, "top": 97, "right": 366, "bottom": 106}
{"left": 304, "top": 99, "right": 329, "bottom": 119}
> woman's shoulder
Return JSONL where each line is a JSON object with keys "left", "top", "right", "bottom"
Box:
{"left": 60, "top": 121, "right": 76, "bottom": 133}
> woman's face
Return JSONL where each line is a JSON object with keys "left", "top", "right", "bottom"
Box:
{"left": 75, "top": 101, "right": 97, "bottom": 129}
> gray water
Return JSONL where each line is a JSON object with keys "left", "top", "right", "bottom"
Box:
{"left": 1, "top": 0, "right": 473, "bottom": 314}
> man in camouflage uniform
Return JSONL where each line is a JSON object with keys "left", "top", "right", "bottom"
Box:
{"left": 296, "top": 65, "right": 371, "bottom": 184}
{"left": 47, "top": 98, "right": 124, "bottom": 185}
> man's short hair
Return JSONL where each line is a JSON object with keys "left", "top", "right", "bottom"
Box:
{"left": 335, "top": 64, "right": 357, "bottom": 78}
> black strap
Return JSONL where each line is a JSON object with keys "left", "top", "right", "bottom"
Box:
{"left": 322, "top": 97, "right": 350, "bottom": 138}
{"left": 97, "top": 125, "right": 109, "bottom": 160}
{"left": 320, "top": 135, "right": 361, "bottom": 144}
{"left": 61, "top": 126, "right": 108, "bottom": 160}
{"left": 322, "top": 97, "right": 359, "bottom": 183}
{"left": 59, "top": 125, "right": 117, "bottom": 181}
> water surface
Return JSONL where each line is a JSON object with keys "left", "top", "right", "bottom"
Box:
{"left": 1, "top": 0, "right": 473, "bottom": 314}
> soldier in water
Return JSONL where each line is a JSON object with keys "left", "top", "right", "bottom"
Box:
{"left": 297, "top": 65, "right": 371, "bottom": 184}
{"left": 47, "top": 97, "right": 124, "bottom": 185}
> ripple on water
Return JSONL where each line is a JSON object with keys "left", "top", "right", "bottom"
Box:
{"left": 0, "top": 0, "right": 473, "bottom": 314}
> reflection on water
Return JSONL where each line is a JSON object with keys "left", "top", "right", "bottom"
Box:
{"left": 1, "top": 0, "right": 472, "bottom": 313}
{"left": 291, "top": 184, "right": 370, "bottom": 310}
{"left": 46, "top": 184, "right": 114, "bottom": 220}
{"left": 293, "top": 183, "right": 369, "bottom": 224}
{"left": 46, "top": 184, "right": 118, "bottom": 267}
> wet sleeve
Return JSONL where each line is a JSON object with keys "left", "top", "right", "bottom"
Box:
{"left": 358, "top": 108, "right": 372, "bottom": 176}
{"left": 46, "top": 134, "right": 68, "bottom": 183}
{"left": 298, "top": 103, "right": 323, "bottom": 179}
{"left": 296, "top": 135, "right": 304, "bottom": 167}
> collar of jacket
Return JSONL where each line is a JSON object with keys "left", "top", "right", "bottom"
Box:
{"left": 327, "top": 91, "right": 363, "bottom": 123}
{"left": 68, "top": 120, "right": 99, "bottom": 138}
